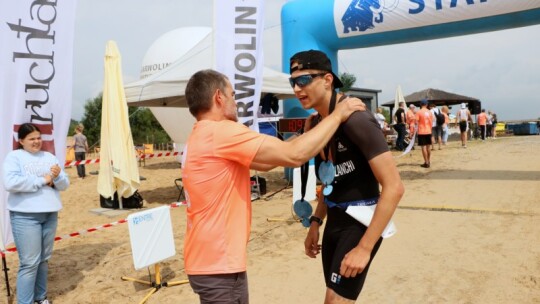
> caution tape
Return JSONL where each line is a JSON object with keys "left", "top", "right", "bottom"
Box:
{"left": 64, "top": 151, "right": 182, "bottom": 167}
{"left": 64, "top": 158, "right": 101, "bottom": 167}
{"left": 139, "top": 151, "right": 180, "bottom": 159}
{"left": 2, "top": 200, "right": 188, "bottom": 254}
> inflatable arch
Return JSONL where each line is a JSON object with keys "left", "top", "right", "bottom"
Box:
{"left": 281, "top": 0, "right": 540, "bottom": 118}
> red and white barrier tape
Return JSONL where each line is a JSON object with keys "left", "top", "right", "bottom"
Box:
{"left": 64, "top": 158, "right": 101, "bottom": 167}
{"left": 139, "top": 151, "right": 180, "bottom": 159}
{"left": 64, "top": 151, "right": 182, "bottom": 167}
{"left": 2, "top": 200, "right": 188, "bottom": 254}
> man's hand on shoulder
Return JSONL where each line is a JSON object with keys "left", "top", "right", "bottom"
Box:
{"left": 334, "top": 97, "right": 366, "bottom": 122}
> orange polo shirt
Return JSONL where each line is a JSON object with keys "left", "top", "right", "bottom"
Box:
{"left": 183, "top": 120, "right": 265, "bottom": 275}
{"left": 478, "top": 113, "right": 487, "bottom": 126}
{"left": 416, "top": 108, "right": 433, "bottom": 135}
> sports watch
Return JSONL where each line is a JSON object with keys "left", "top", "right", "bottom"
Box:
{"left": 309, "top": 216, "right": 323, "bottom": 226}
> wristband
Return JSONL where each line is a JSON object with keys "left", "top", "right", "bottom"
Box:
{"left": 309, "top": 216, "right": 323, "bottom": 226}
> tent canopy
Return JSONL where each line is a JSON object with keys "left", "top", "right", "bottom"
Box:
{"left": 382, "top": 88, "right": 481, "bottom": 114}
{"left": 124, "top": 31, "right": 295, "bottom": 107}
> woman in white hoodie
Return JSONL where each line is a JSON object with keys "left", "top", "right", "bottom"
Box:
{"left": 2, "top": 123, "right": 70, "bottom": 304}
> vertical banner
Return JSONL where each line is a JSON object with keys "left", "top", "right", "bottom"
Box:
{"left": 0, "top": 1, "right": 77, "bottom": 250}
{"left": 214, "top": 0, "right": 265, "bottom": 132}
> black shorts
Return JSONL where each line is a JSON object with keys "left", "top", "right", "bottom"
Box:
{"left": 459, "top": 121, "right": 468, "bottom": 132}
{"left": 322, "top": 207, "right": 383, "bottom": 300}
{"left": 418, "top": 134, "right": 432, "bottom": 146}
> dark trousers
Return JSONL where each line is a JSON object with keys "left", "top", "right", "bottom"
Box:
{"left": 480, "top": 125, "right": 486, "bottom": 140}
{"left": 75, "top": 152, "right": 86, "bottom": 178}
{"left": 394, "top": 124, "right": 406, "bottom": 150}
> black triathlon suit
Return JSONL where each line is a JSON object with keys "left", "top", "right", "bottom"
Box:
{"left": 314, "top": 108, "right": 389, "bottom": 300}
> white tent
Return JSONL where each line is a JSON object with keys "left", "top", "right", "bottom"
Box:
{"left": 124, "top": 30, "right": 295, "bottom": 108}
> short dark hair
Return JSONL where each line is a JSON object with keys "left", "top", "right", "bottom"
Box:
{"left": 17, "top": 123, "right": 41, "bottom": 149}
{"left": 185, "top": 69, "right": 229, "bottom": 117}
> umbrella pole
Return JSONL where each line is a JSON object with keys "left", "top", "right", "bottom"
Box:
{"left": 118, "top": 195, "right": 123, "bottom": 209}
{"left": 1, "top": 252, "right": 11, "bottom": 297}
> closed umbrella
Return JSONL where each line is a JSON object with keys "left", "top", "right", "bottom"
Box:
{"left": 97, "top": 40, "right": 140, "bottom": 208}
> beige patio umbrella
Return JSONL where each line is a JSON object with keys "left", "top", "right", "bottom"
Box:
{"left": 97, "top": 40, "right": 140, "bottom": 208}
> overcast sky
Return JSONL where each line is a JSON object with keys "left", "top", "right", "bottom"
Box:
{"left": 72, "top": 0, "right": 540, "bottom": 121}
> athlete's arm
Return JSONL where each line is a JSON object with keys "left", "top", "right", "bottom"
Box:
{"left": 339, "top": 151, "right": 404, "bottom": 278}
{"left": 305, "top": 192, "right": 327, "bottom": 258}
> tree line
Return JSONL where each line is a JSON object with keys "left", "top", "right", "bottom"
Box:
{"left": 70, "top": 94, "right": 171, "bottom": 149}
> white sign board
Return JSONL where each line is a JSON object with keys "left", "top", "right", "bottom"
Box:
{"left": 127, "top": 206, "right": 176, "bottom": 270}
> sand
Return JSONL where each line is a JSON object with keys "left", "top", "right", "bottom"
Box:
{"left": 2, "top": 135, "right": 539, "bottom": 304}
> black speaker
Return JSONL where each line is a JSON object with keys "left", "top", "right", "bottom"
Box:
{"left": 471, "top": 102, "right": 482, "bottom": 115}
{"left": 100, "top": 192, "right": 119, "bottom": 209}
{"left": 99, "top": 191, "right": 144, "bottom": 209}
{"left": 250, "top": 176, "right": 267, "bottom": 195}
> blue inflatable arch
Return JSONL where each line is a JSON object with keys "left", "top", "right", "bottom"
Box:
{"left": 281, "top": 0, "right": 540, "bottom": 118}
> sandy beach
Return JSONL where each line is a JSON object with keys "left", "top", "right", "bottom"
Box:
{"left": 2, "top": 135, "right": 539, "bottom": 303}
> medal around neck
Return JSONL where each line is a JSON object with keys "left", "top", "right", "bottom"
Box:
{"left": 293, "top": 199, "right": 313, "bottom": 227}
{"left": 318, "top": 161, "right": 335, "bottom": 196}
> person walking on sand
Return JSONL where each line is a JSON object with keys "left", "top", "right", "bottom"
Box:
{"left": 393, "top": 101, "right": 407, "bottom": 151}
{"left": 416, "top": 99, "right": 433, "bottom": 168}
{"left": 491, "top": 112, "right": 498, "bottom": 139}
{"left": 289, "top": 50, "right": 404, "bottom": 304}
{"left": 478, "top": 109, "right": 488, "bottom": 141}
{"left": 72, "top": 124, "right": 89, "bottom": 179}
{"left": 456, "top": 103, "right": 472, "bottom": 147}
{"left": 181, "top": 69, "right": 365, "bottom": 303}
{"left": 406, "top": 104, "right": 417, "bottom": 140}
{"left": 2, "top": 123, "right": 70, "bottom": 304}
{"left": 441, "top": 106, "right": 450, "bottom": 145}
{"left": 430, "top": 103, "right": 443, "bottom": 150}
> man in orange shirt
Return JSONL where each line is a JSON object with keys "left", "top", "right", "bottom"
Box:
{"left": 477, "top": 108, "right": 488, "bottom": 141}
{"left": 415, "top": 99, "right": 433, "bottom": 168}
{"left": 406, "top": 104, "right": 417, "bottom": 140}
{"left": 182, "top": 69, "right": 365, "bottom": 303}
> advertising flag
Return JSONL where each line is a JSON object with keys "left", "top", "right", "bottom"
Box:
{"left": 214, "top": 0, "right": 265, "bottom": 132}
{"left": 0, "top": 0, "right": 77, "bottom": 250}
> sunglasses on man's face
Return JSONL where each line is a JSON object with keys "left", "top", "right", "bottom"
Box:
{"left": 289, "top": 73, "right": 327, "bottom": 88}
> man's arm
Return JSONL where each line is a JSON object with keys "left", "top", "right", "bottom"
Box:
{"left": 252, "top": 98, "right": 364, "bottom": 167}
{"left": 339, "top": 151, "right": 404, "bottom": 278}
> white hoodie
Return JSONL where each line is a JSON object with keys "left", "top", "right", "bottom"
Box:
{"left": 2, "top": 149, "right": 69, "bottom": 213}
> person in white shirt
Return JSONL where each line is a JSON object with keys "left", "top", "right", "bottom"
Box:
{"left": 456, "top": 103, "right": 472, "bottom": 147}
{"left": 2, "top": 123, "right": 70, "bottom": 304}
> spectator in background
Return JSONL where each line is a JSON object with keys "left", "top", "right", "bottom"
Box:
{"left": 487, "top": 111, "right": 494, "bottom": 139}
{"left": 441, "top": 106, "right": 450, "bottom": 145}
{"left": 406, "top": 104, "right": 417, "bottom": 140}
{"left": 430, "top": 103, "right": 443, "bottom": 150}
{"left": 457, "top": 103, "right": 472, "bottom": 148}
{"left": 72, "top": 124, "right": 89, "bottom": 179}
{"left": 491, "top": 112, "right": 498, "bottom": 139}
{"left": 393, "top": 101, "right": 407, "bottom": 151}
{"left": 478, "top": 109, "right": 488, "bottom": 141}
{"left": 374, "top": 107, "right": 387, "bottom": 130}
{"left": 416, "top": 99, "right": 433, "bottom": 168}
{"left": 2, "top": 123, "right": 70, "bottom": 304}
